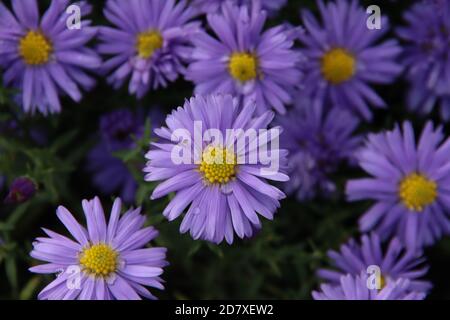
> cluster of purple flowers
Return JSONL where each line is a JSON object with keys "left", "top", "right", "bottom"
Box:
{"left": 0, "top": 0, "right": 448, "bottom": 300}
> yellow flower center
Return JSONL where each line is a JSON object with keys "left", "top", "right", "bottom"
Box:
{"left": 379, "top": 274, "right": 386, "bottom": 290}
{"left": 19, "top": 31, "right": 52, "bottom": 65}
{"left": 199, "top": 146, "right": 237, "bottom": 185}
{"left": 79, "top": 244, "right": 118, "bottom": 277}
{"left": 321, "top": 48, "right": 356, "bottom": 84}
{"left": 136, "top": 31, "right": 163, "bottom": 59}
{"left": 229, "top": 52, "right": 258, "bottom": 82}
{"left": 399, "top": 173, "right": 437, "bottom": 212}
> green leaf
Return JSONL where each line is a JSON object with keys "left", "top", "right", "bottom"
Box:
{"left": 5, "top": 257, "right": 18, "bottom": 293}
{"left": 19, "top": 276, "right": 41, "bottom": 300}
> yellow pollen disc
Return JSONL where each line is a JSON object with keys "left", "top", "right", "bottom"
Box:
{"left": 79, "top": 244, "right": 118, "bottom": 277}
{"left": 321, "top": 48, "right": 356, "bottom": 84}
{"left": 379, "top": 274, "right": 386, "bottom": 290}
{"left": 136, "top": 31, "right": 163, "bottom": 59}
{"left": 399, "top": 173, "right": 437, "bottom": 212}
{"left": 19, "top": 31, "right": 52, "bottom": 65}
{"left": 229, "top": 52, "right": 258, "bottom": 82}
{"left": 199, "top": 146, "right": 237, "bottom": 185}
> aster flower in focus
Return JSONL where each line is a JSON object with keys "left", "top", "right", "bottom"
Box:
{"left": 191, "top": 0, "right": 287, "bottom": 15}
{"left": 144, "top": 94, "right": 289, "bottom": 244}
{"left": 277, "top": 100, "right": 361, "bottom": 200}
{"left": 298, "top": 0, "right": 402, "bottom": 121}
{"left": 0, "top": 0, "right": 101, "bottom": 115}
{"left": 87, "top": 108, "right": 164, "bottom": 204}
{"left": 186, "top": 2, "right": 303, "bottom": 114}
{"left": 347, "top": 121, "right": 450, "bottom": 250}
{"left": 4, "top": 177, "right": 37, "bottom": 204}
{"left": 30, "top": 197, "right": 168, "bottom": 300}
{"left": 397, "top": 1, "right": 450, "bottom": 120}
{"left": 318, "top": 233, "right": 431, "bottom": 294}
{"left": 98, "top": 0, "right": 201, "bottom": 98}
{"left": 312, "top": 273, "right": 426, "bottom": 300}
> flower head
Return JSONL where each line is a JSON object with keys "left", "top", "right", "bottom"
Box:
{"left": 397, "top": 1, "right": 450, "bottom": 120}
{"left": 318, "top": 233, "right": 431, "bottom": 294}
{"left": 298, "top": 0, "right": 402, "bottom": 121}
{"left": 191, "top": 0, "right": 287, "bottom": 15}
{"left": 98, "top": 0, "right": 200, "bottom": 98}
{"left": 312, "top": 272, "right": 426, "bottom": 300}
{"left": 277, "top": 100, "right": 361, "bottom": 200}
{"left": 186, "top": 2, "right": 303, "bottom": 114}
{"left": 347, "top": 121, "right": 450, "bottom": 250}
{"left": 144, "top": 94, "right": 289, "bottom": 244}
{"left": 0, "top": 0, "right": 101, "bottom": 115}
{"left": 4, "top": 177, "right": 37, "bottom": 204}
{"left": 30, "top": 197, "right": 167, "bottom": 300}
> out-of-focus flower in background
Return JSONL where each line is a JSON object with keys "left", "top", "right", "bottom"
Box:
{"left": 98, "top": 0, "right": 201, "bottom": 98}
{"left": 298, "top": 0, "right": 402, "bottom": 121}
{"left": 186, "top": 1, "right": 303, "bottom": 114}
{"left": 277, "top": 98, "right": 361, "bottom": 200}
{"left": 4, "top": 177, "right": 37, "bottom": 205}
{"left": 0, "top": 0, "right": 101, "bottom": 115}
{"left": 397, "top": 1, "right": 450, "bottom": 120}
{"left": 191, "top": 0, "right": 287, "bottom": 15}
{"left": 347, "top": 122, "right": 450, "bottom": 250}
{"left": 30, "top": 197, "right": 168, "bottom": 300}
{"left": 86, "top": 108, "right": 164, "bottom": 204}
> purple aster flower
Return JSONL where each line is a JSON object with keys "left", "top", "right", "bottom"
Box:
{"left": 0, "top": 0, "right": 101, "bottom": 115}
{"left": 87, "top": 108, "right": 164, "bottom": 204}
{"left": 317, "top": 233, "right": 431, "bottom": 295}
{"left": 298, "top": 0, "right": 402, "bottom": 121}
{"left": 397, "top": 1, "right": 450, "bottom": 120}
{"left": 277, "top": 100, "right": 361, "bottom": 200}
{"left": 312, "top": 272, "right": 426, "bottom": 300}
{"left": 347, "top": 121, "right": 450, "bottom": 250}
{"left": 191, "top": 0, "right": 287, "bottom": 15}
{"left": 4, "top": 177, "right": 37, "bottom": 204}
{"left": 98, "top": 0, "right": 201, "bottom": 98}
{"left": 30, "top": 197, "right": 168, "bottom": 300}
{"left": 144, "top": 94, "right": 289, "bottom": 244}
{"left": 186, "top": 1, "right": 303, "bottom": 114}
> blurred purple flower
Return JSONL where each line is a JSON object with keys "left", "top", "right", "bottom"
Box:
{"left": 98, "top": 0, "right": 201, "bottom": 98}
{"left": 298, "top": 0, "right": 402, "bottom": 121}
{"left": 30, "top": 197, "right": 168, "bottom": 300}
{"left": 186, "top": 1, "right": 303, "bottom": 114}
{"left": 191, "top": 0, "right": 287, "bottom": 15}
{"left": 397, "top": 1, "right": 450, "bottom": 120}
{"left": 0, "top": 0, "right": 101, "bottom": 115}
{"left": 277, "top": 100, "right": 361, "bottom": 200}
{"left": 0, "top": 119, "right": 19, "bottom": 135}
{"left": 87, "top": 108, "right": 164, "bottom": 204}
{"left": 4, "top": 177, "right": 37, "bottom": 204}
{"left": 347, "top": 121, "right": 450, "bottom": 250}
{"left": 318, "top": 233, "right": 431, "bottom": 294}
{"left": 312, "top": 272, "right": 425, "bottom": 300}
{"left": 144, "top": 94, "right": 289, "bottom": 244}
